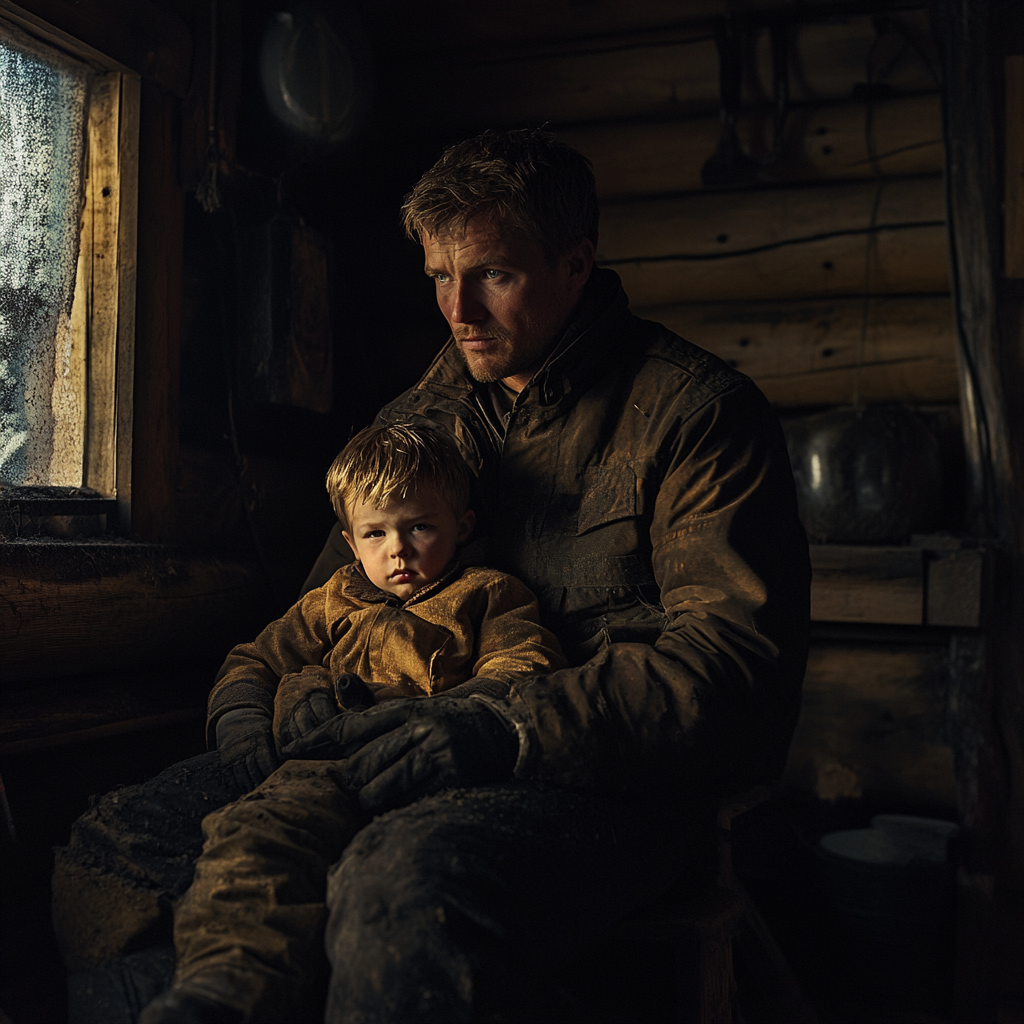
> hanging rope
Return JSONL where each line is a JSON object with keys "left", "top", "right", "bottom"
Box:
{"left": 196, "top": 0, "right": 222, "bottom": 213}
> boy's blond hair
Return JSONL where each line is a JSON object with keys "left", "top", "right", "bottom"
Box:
{"left": 326, "top": 424, "right": 472, "bottom": 529}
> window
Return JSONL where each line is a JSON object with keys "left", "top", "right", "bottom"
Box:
{"left": 0, "top": 12, "right": 138, "bottom": 534}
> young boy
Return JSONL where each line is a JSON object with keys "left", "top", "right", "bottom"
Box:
{"left": 142, "top": 424, "right": 565, "bottom": 1024}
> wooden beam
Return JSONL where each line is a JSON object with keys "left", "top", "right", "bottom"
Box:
{"left": 933, "top": 2, "right": 1024, "bottom": 1012}
{"left": 561, "top": 93, "right": 944, "bottom": 199}
{"left": 600, "top": 176, "right": 948, "bottom": 304}
{"left": 638, "top": 295, "right": 957, "bottom": 404}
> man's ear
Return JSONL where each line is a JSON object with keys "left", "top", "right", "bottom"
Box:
{"left": 341, "top": 530, "right": 360, "bottom": 560}
{"left": 456, "top": 509, "right": 476, "bottom": 544}
{"left": 564, "top": 237, "right": 594, "bottom": 291}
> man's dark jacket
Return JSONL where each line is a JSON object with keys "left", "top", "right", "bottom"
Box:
{"left": 338, "top": 267, "right": 810, "bottom": 800}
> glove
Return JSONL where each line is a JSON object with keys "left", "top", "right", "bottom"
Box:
{"left": 275, "top": 689, "right": 339, "bottom": 750}
{"left": 216, "top": 707, "right": 280, "bottom": 790}
{"left": 335, "top": 672, "right": 374, "bottom": 711}
{"left": 283, "top": 697, "right": 519, "bottom": 814}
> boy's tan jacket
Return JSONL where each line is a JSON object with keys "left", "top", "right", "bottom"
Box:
{"left": 206, "top": 559, "right": 566, "bottom": 747}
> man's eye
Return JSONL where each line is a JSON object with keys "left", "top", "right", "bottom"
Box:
{"left": 484, "top": 269, "right": 501, "bottom": 280}
{"left": 434, "top": 273, "right": 449, "bottom": 284}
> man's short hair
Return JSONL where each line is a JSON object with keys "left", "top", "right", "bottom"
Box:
{"left": 400, "top": 128, "right": 598, "bottom": 259}
{"left": 326, "top": 424, "right": 472, "bottom": 529}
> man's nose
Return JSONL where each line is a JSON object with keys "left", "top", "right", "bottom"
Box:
{"left": 447, "top": 280, "right": 485, "bottom": 324}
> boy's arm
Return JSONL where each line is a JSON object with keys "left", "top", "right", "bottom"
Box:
{"left": 468, "top": 573, "right": 567, "bottom": 682}
{"left": 207, "top": 589, "right": 334, "bottom": 748}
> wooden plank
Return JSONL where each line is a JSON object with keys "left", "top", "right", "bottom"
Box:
{"left": 601, "top": 177, "right": 948, "bottom": 304}
{"left": 809, "top": 545, "right": 924, "bottom": 624}
{"left": 404, "top": 11, "right": 938, "bottom": 128}
{"left": 82, "top": 73, "right": 121, "bottom": 497}
{"left": 784, "top": 641, "right": 956, "bottom": 810}
{"left": 753, "top": 358, "right": 957, "bottom": 406}
{"left": 639, "top": 295, "right": 955, "bottom": 379}
{"left": 599, "top": 175, "right": 944, "bottom": 263}
{"left": 1006, "top": 55, "right": 1024, "bottom": 279}
{"left": 115, "top": 72, "right": 139, "bottom": 532}
{"left": 637, "top": 295, "right": 958, "bottom": 405}
{"left": 560, "top": 93, "right": 944, "bottom": 199}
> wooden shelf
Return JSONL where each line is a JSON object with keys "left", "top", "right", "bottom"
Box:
{"left": 810, "top": 540, "right": 985, "bottom": 627}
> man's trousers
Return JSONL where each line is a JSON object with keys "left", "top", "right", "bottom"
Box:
{"left": 54, "top": 751, "right": 705, "bottom": 1023}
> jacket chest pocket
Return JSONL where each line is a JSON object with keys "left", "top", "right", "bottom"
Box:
{"left": 544, "top": 465, "right": 656, "bottom": 588}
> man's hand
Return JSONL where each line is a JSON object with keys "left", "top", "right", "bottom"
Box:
{"left": 216, "top": 707, "right": 280, "bottom": 790}
{"left": 282, "top": 698, "right": 519, "bottom": 814}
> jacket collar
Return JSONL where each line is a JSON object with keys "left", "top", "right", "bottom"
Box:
{"left": 413, "top": 267, "right": 632, "bottom": 411}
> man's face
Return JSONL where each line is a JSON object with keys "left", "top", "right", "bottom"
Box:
{"left": 342, "top": 485, "right": 475, "bottom": 601}
{"left": 422, "top": 216, "right": 594, "bottom": 392}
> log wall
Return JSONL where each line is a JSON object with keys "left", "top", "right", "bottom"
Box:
{"left": 395, "top": 3, "right": 953, "bottom": 408}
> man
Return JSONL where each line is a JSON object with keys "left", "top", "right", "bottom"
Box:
{"left": 54, "top": 128, "right": 809, "bottom": 1023}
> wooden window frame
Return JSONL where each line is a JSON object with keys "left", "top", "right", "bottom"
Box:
{"left": 0, "top": 2, "right": 140, "bottom": 532}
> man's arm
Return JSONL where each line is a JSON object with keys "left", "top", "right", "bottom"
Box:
{"left": 504, "top": 385, "right": 810, "bottom": 798}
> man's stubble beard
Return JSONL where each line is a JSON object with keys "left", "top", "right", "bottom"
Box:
{"left": 456, "top": 331, "right": 521, "bottom": 384}
{"left": 455, "top": 324, "right": 560, "bottom": 385}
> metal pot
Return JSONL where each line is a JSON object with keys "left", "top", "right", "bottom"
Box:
{"left": 783, "top": 405, "right": 943, "bottom": 544}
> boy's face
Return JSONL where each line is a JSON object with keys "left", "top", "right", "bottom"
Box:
{"left": 342, "top": 485, "right": 475, "bottom": 600}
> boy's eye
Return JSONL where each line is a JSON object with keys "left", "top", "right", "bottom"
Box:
{"left": 411, "top": 523, "right": 431, "bottom": 533}
{"left": 366, "top": 529, "right": 385, "bottom": 538}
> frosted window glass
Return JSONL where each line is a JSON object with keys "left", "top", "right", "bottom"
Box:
{"left": 0, "top": 25, "right": 88, "bottom": 486}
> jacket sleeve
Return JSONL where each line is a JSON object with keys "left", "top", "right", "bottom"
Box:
{"left": 470, "top": 573, "right": 568, "bottom": 681}
{"left": 206, "top": 588, "right": 334, "bottom": 747}
{"left": 503, "top": 384, "right": 811, "bottom": 798}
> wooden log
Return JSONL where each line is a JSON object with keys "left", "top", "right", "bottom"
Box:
{"left": 560, "top": 93, "right": 944, "bottom": 199}
{"left": 636, "top": 295, "right": 958, "bottom": 405}
{"left": 403, "top": 10, "right": 937, "bottom": 128}
{"left": 383, "top": 0, "right": 912, "bottom": 53}
{"left": 784, "top": 641, "right": 956, "bottom": 810}
{"left": 599, "top": 176, "right": 948, "bottom": 304}
{"left": 0, "top": 547, "right": 276, "bottom": 683}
